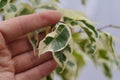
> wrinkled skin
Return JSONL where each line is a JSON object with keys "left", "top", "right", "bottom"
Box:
{"left": 0, "top": 10, "right": 61, "bottom": 80}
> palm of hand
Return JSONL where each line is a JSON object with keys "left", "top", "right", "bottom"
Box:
{"left": 0, "top": 11, "right": 61, "bottom": 80}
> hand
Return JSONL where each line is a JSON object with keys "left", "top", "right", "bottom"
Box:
{"left": 0, "top": 11, "right": 61, "bottom": 80}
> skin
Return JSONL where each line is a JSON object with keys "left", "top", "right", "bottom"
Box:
{"left": 0, "top": 10, "right": 61, "bottom": 80}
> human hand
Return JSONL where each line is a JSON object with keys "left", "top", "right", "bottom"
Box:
{"left": 0, "top": 11, "right": 61, "bottom": 80}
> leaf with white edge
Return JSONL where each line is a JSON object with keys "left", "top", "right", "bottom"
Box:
{"left": 102, "top": 63, "right": 112, "bottom": 78}
{"left": 99, "top": 32, "right": 114, "bottom": 53}
{"left": 38, "top": 23, "right": 72, "bottom": 66}
{"left": 55, "top": 53, "right": 77, "bottom": 80}
{"left": 98, "top": 49, "right": 109, "bottom": 60}
{"left": 17, "top": 3, "right": 34, "bottom": 16}
{"left": 72, "top": 50, "right": 85, "bottom": 76}
{"left": 0, "top": 0, "right": 8, "bottom": 9}
{"left": 30, "top": 0, "right": 41, "bottom": 5}
{"left": 38, "top": 23, "right": 71, "bottom": 55}
{"left": 35, "top": 0, "right": 57, "bottom": 10}
{"left": 42, "top": 74, "right": 53, "bottom": 80}
{"left": 53, "top": 44, "right": 75, "bottom": 66}
{"left": 79, "top": 20, "right": 98, "bottom": 42}
{"left": 59, "top": 9, "right": 93, "bottom": 24}
{"left": 80, "top": 20, "right": 98, "bottom": 38}
{"left": 54, "top": 51, "right": 67, "bottom": 66}
{"left": 40, "top": 5, "right": 56, "bottom": 10}
{"left": 4, "top": 3, "right": 17, "bottom": 19}
{"left": 86, "top": 43, "right": 96, "bottom": 55}
{"left": 28, "top": 31, "right": 39, "bottom": 54}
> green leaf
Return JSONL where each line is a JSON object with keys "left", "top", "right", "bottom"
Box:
{"left": 56, "top": 67, "right": 73, "bottom": 80}
{"left": 98, "top": 49, "right": 109, "bottom": 60}
{"left": 28, "top": 31, "right": 39, "bottom": 54}
{"left": 59, "top": 9, "right": 93, "bottom": 24}
{"left": 72, "top": 50, "right": 85, "bottom": 76}
{"left": 86, "top": 43, "right": 96, "bottom": 55}
{"left": 82, "top": 0, "right": 87, "bottom": 5}
{"left": 30, "top": 0, "right": 41, "bottom": 5}
{"left": 28, "top": 31, "right": 39, "bottom": 47}
{"left": 102, "top": 63, "right": 112, "bottom": 78}
{"left": 38, "top": 23, "right": 71, "bottom": 54}
{"left": 38, "top": 23, "right": 72, "bottom": 66}
{"left": 99, "top": 32, "right": 114, "bottom": 53}
{"left": 46, "top": 75, "right": 53, "bottom": 80}
{"left": 17, "top": 3, "right": 34, "bottom": 16}
{"left": 53, "top": 44, "right": 73, "bottom": 69}
{"left": 81, "top": 20, "right": 98, "bottom": 38}
{"left": 42, "top": 74, "right": 53, "bottom": 80}
{"left": 54, "top": 51, "right": 67, "bottom": 66}
{"left": 72, "top": 33, "right": 81, "bottom": 42}
{"left": 63, "top": 17, "right": 79, "bottom": 26}
{"left": 7, "top": 3, "right": 16, "bottom": 12}
{"left": 4, "top": 3, "right": 17, "bottom": 19}
{"left": 0, "top": 0, "right": 8, "bottom": 9}
{"left": 40, "top": 5, "right": 56, "bottom": 10}
{"left": 80, "top": 20, "right": 98, "bottom": 42}
{"left": 53, "top": 0, "right": 60, "bottom": 2}
{"left": 55, "top": 53, "right": 76, "bottom": 80}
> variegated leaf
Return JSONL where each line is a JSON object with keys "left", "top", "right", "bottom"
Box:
{"left": 38, "top": 23, "right": 72, "bottom": 66}
{"left": 0, "top": 0, "right": 8, "bottom": 9}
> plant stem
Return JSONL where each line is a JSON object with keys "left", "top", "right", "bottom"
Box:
{"left": 97, "top": 25, "right": 120, "bottom": 31}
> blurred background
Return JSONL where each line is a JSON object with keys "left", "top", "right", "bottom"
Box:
{"left": 54, "top": 0, "right": 120, "bottom": 80}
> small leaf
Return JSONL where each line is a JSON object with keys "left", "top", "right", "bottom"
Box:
{"left": 30, "top": 0, "right": 41, "bottom": 5}
{"left": 79, "top": 20, "right": 98, "bottom": 43}
{"left": 82, "top": 0, "right": 87, "bottom": 5}
{"left": 102, "top": 63, "right": 112, "bottom": 78}
{"left": 17, "top": 3, "right": 34, "bottom": 16}
{"left": 98, "top": 49, "right": 109, "bottom": 60}
{"left": 72, "top": 50, "right": 85, "bottom": 76}
{"left": 7, "top": 3, "right": 16, "bottom": 12}
{"left": 53, "top": 0, "right": 60, "bottom": 2}
{"left": 59, "top": 9, "right": 93, "bottom": 24}
{"left": 4, "top": 3, "right": 17, "bottom": 19}
{"left": 46, "top": 74, "right": 53, "bottom": 80}
{"left": 40, "top": 5, "right": 56, "bottom": 10}
{"left": 54, "top": 51, "right": 67, "bottom": 66}
{"left": 28, "top": 31, "right": 39, "bottom": 54}
{"left": 0, "top": 0, "right": 8, "bottom": 9}
{"left": 80, "top": 20, "right": 98, "bottom": 38}
{"left": 99, "top": 32, "right": 114, "bottom": 53}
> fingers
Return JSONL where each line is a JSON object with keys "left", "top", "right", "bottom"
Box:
{"left": 15, "top": 59, "right": 57, "bottom": 80}
{"left": 8, "top": 32, "right": 46, "bottom": 57}
{"left": 13, "top": 51, "right": 53, "bottom": 73}
{"left": 0, "top": 10, "right": 61, "bottom": 43}
{"left": 8, "top": 37, "right": 32, "bottom": 57}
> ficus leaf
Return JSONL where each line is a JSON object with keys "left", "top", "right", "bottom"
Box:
{"left": 0, "top": 0, "right": 8, "bottom": 9}
{"left": 72, "top": 50, "right": 85, "bottom": 76}
{"left": 17, "top": 3, "right": 34, "bottom": 16}
{"left": 102, "top": 63, "right": 112, "bottom": 78}
{"left": 82, "top": 0, "right": 87, "bottom": 5}
{"left": 38, "top": 23, "right": 72, "bottom": 66}
{"left": 59, "top": 9, "right": 93, "bottom": 24}
{"left": 28, "top": 31, "right": 39, "bottom": 54}
{"left": 99, "top": 32, "right": 114, "bottom": 53}
{"left": 4, "top": 3, "right": 17, "bottom": 19}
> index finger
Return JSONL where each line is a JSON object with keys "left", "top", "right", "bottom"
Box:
{"left": 0, "top": 10, "right": 61, "bottom": 43}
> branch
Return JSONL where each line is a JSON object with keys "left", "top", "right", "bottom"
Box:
{"left": 97, "top": 25, "right": 120, "bottom": 31}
